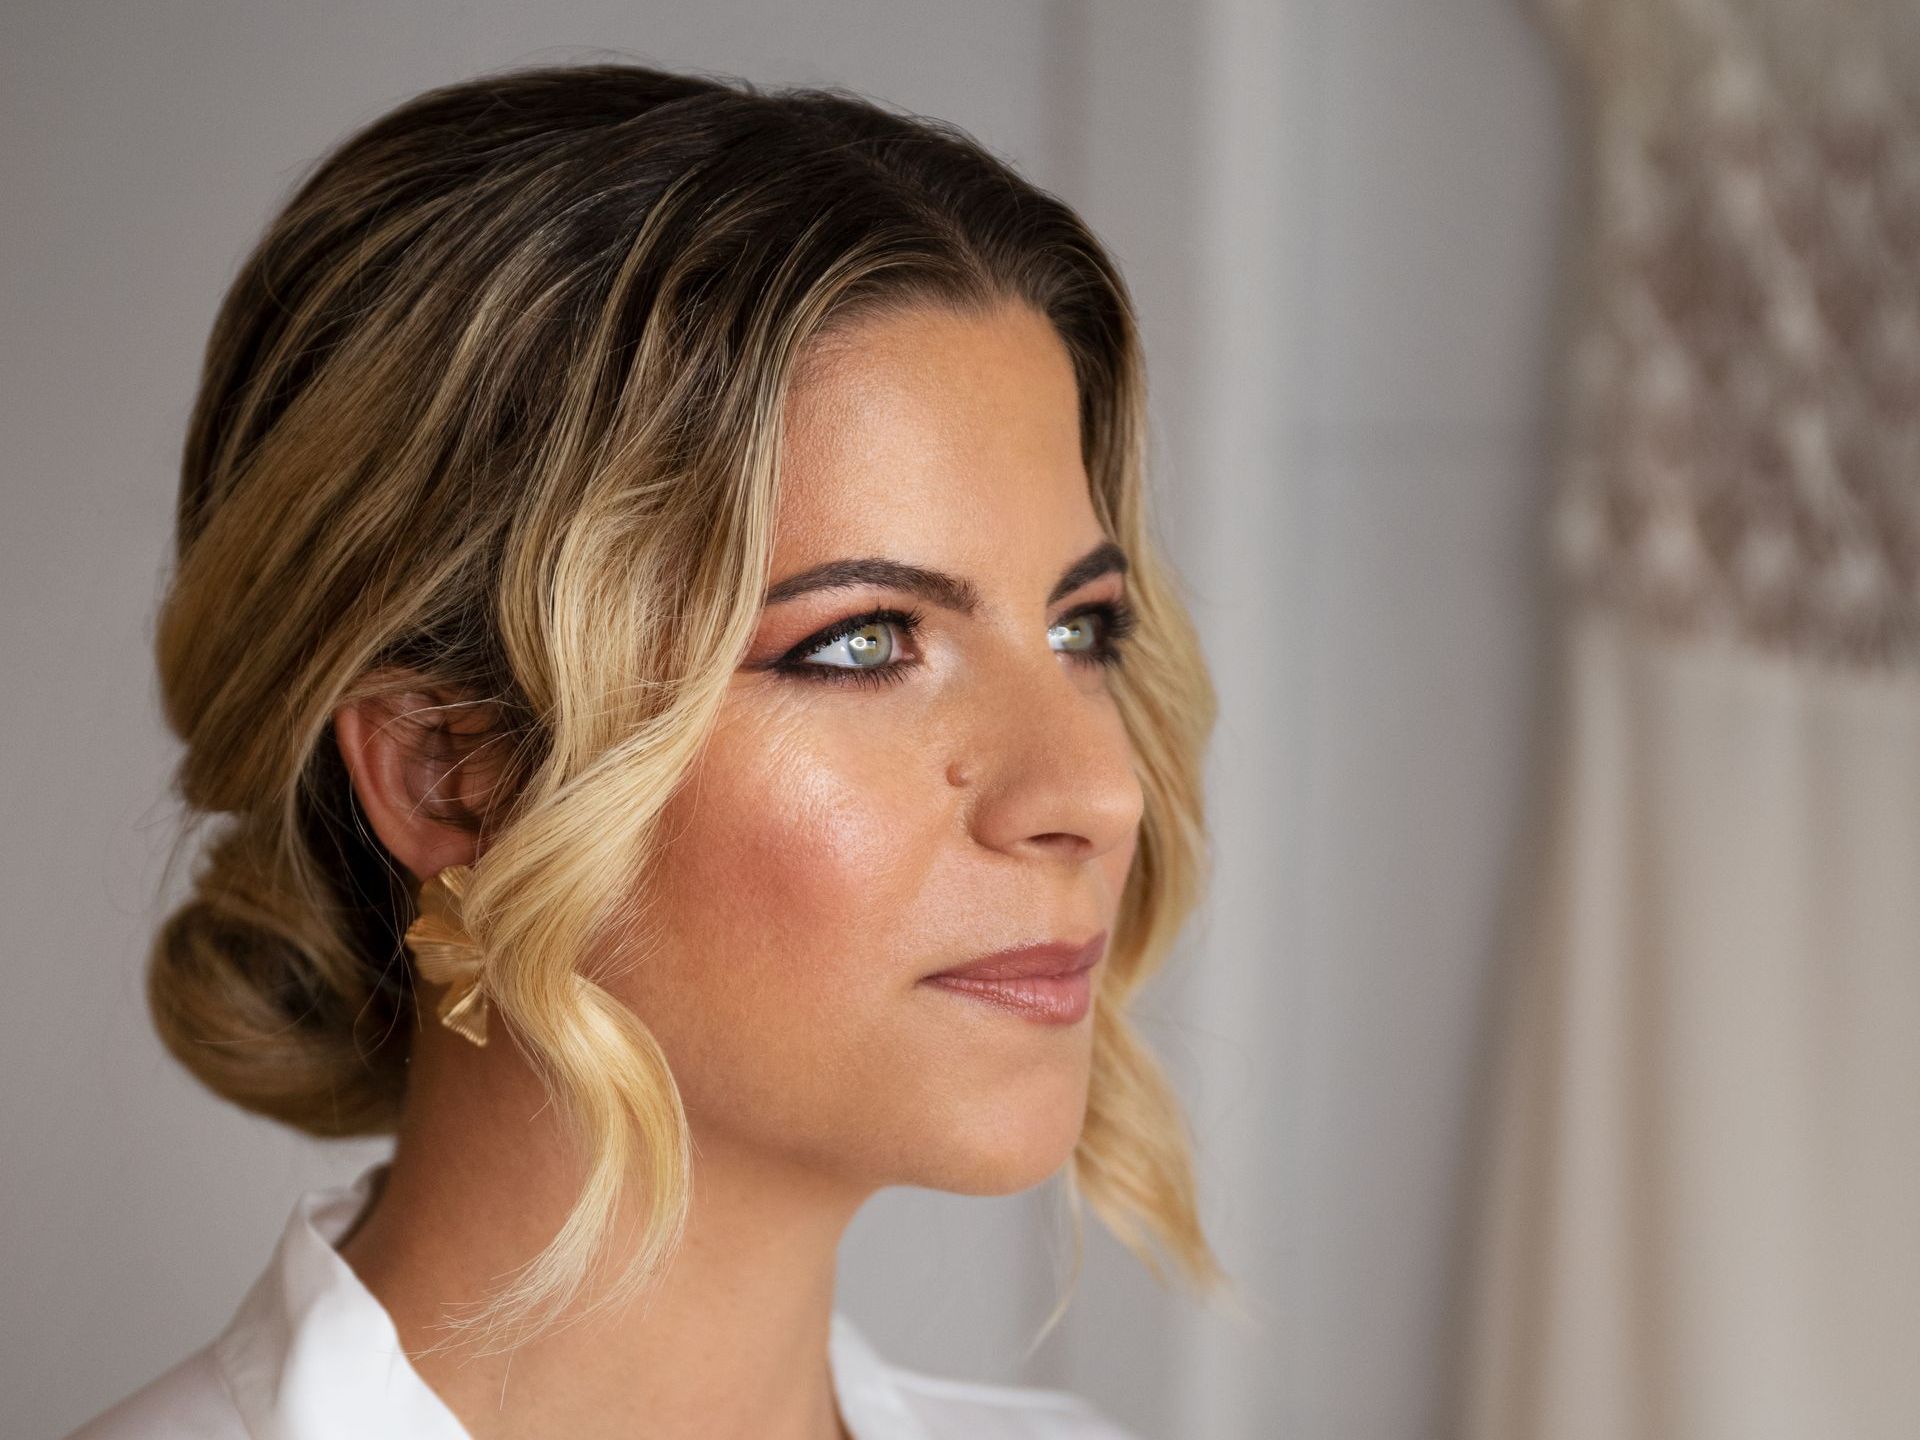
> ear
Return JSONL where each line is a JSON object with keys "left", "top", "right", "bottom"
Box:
{"left": 330, "top": 673, "right": 511, "bottom": 883}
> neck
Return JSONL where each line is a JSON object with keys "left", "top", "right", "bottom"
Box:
{"left": 335, "top": 1022, "right": 866, "bottom": 1440}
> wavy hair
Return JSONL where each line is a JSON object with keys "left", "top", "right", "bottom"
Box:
{"left": 148, "top": 59, "right": 1233, "bottom": 1356}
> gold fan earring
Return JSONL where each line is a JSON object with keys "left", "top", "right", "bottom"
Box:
{"left": 403, "top": 863, "right": 490, "bottom": 1046}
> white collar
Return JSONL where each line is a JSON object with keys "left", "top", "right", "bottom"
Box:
{"left": 210, "top": 1160, "right": 934, "bottom": 1440}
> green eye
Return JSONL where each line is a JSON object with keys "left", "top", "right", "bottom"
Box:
{"left": 807, "top": 619, "right": 898, "bottom": 671}
{"left": 775, "top": 598, "right": 1137, "bottom": 690}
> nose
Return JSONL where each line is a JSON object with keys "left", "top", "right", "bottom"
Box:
{"left": 955, "top": 641, "right": 1145, "bottom": 865}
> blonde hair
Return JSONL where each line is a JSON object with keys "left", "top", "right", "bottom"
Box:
{"left": 150, "top": 59, "right": 1235, "bottom": 1355}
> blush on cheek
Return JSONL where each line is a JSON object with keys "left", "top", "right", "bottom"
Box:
{"left": 656, "top": 729, "right": 936, "bottom": 1002}
{"left": 627, "top": 737, "right": 961, "bottom": 1158}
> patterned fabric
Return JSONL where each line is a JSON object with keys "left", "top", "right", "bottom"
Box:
{"left": 1536, "top": 0, "right": 1920, "bottom": 668}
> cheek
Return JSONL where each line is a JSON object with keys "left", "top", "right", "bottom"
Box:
{"left": 678, "top": 723, "right": 929, "bottom": 960}
{"left": 620, "top": 710, "right": 940, "bottom": 1108}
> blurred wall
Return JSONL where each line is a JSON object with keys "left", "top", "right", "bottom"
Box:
{"left": 0, "top": 3, "right": 1569, "bottom": 1436}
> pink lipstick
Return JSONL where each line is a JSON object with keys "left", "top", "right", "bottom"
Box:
{"left": 920, "top": 932, "right": 1106, "bottom": 1024}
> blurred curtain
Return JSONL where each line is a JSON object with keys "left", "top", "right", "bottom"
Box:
{"left": 1462, "top": 1, "right": 1920, "bottom": 1436}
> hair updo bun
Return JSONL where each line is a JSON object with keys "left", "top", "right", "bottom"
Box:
{"left": 149, "top": 807, "right": 411, "bottom": 1137}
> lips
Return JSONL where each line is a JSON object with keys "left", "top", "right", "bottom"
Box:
{"left": 925, "top": 931, "right": 1107, "bottom": 982}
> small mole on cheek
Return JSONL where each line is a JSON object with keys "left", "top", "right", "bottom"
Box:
{"left": 945, "top": 760, "right": 970, "bottom": 788}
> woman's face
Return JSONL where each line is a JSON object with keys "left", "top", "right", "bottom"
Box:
{"left": 626, "top": 299, "right": 1145, "bottom": 1198}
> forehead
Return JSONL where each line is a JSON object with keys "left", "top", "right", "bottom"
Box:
{"left": 773, "top": 300, "right": 1092, "bottom": 565}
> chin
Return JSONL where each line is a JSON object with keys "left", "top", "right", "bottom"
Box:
{"left": 902, "top": 1092, "right": 1091, "bottom": 1197}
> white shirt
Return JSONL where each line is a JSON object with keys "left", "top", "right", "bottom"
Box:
{"left": 64, "top": 1160, "right": 1145, "bottom": 1440}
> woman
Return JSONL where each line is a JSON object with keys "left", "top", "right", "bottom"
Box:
{"left": 68, "top": 60, "right": 1230, "bottom": 1440}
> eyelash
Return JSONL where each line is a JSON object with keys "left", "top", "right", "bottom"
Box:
{"left": 773, "top": 599, "right": 1140, "bottom": 689}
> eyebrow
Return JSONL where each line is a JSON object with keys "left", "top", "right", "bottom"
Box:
{"left": 762, "top": 538, "right": 1129, "bottom": 614}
